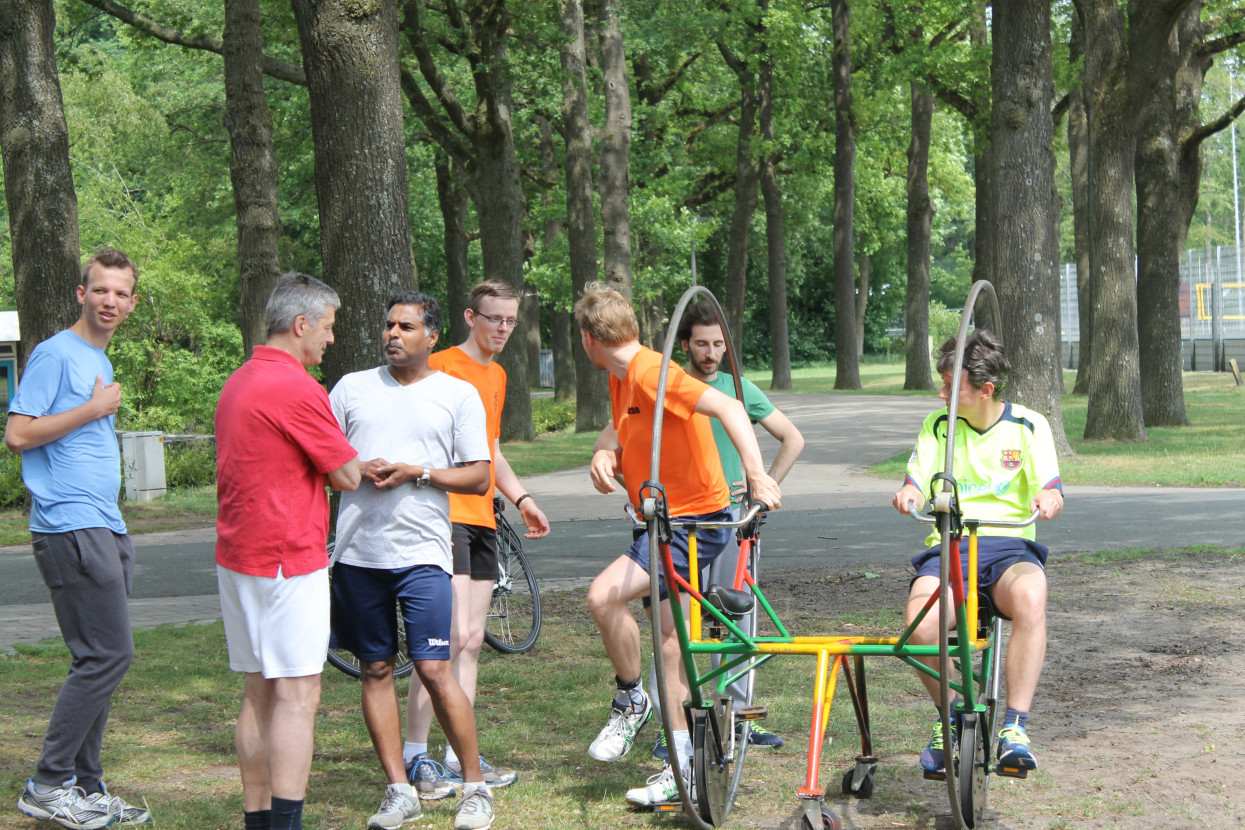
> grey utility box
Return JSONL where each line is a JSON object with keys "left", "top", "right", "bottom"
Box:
{"left": 120, "top": 431, "right": 167, "bottom": 502}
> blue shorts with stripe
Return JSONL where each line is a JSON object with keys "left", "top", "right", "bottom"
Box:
{"left": 330, "top": 562, "right": 451, "bottom": 662}
{"left": 910, "top": 535, "right": 1049, "bottom": 592}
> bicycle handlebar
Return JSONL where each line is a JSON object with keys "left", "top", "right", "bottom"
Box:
{"left": 906, "top": 500, "right": 1040, "bottom": 529}
{"left": 624, "top": 501, "right": 766, "bottom": 530}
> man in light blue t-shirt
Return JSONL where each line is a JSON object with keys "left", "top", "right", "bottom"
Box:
{"left": 645, "top": 302, "right": 804, "bottom": 757}
{"left": 6, "top": 248, "right": 152, "bottom": 829}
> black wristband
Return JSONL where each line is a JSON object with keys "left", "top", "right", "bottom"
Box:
{"left": 515, "top": 493, "right": 532, "bottom": 509}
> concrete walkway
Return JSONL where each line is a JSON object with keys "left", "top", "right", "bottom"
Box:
{"left": 3, "top": 392, "right": 1243, "bottom": 651}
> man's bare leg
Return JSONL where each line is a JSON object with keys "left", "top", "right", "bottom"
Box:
{"left": 237, "top": 673, "right": 275, "bottom": 812}
{"left": 989, "top": 562, "right": 1047, "bottom": 712}
{"left": 586, "top": 555, "right": 652, "bottom": 684}
{"left": 413, "top": 660, "right": 483, "bottom": 783}
{"left": 360, "top": 660, "right": 407, "bottom": 784}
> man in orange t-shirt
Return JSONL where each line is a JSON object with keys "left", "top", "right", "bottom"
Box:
{"left": 574, "top": 283, "right": 782, "bottom": 806}
{"left": 402, "top": 281, "right": 550, "bottom": 794}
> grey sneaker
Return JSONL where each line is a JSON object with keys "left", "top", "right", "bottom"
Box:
{"left": 588, "top": 693, "right": 653, "bottom": 762}
{"left": 82, "top": 784, "right": 151, "bottom": 825}
{"left": 367, "top": 783, "right": 422, "bottom": 829}
{"left": 445, "top": 756, "right": 517, "bottom": 789}
{"left": 453, "top": 782, "right": 494, "bottom": 830}
{"left": 17, "top": 778, "right": 114, "bottom": 829}
{"left": 404, "top": 753, "right": 457, "bottom": 801}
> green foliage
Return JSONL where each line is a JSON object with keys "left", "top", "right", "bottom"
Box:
{"left": 165, "top": 440, "right": 217, "bottom": 489}
{"left": 929, "top": 305, "right": 963, "bottom": 351}
{"left": 530, "top": 397, "right": 577, "bottom": 433}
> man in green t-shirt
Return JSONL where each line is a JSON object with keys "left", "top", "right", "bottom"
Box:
{"left": 649, "top": 301, "right": 803, "bottom": 753}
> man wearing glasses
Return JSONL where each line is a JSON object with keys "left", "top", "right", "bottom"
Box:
{"left": 402, "top": 281, "right": 550, "bottom": 797}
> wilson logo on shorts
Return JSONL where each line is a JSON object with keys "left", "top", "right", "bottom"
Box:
{"left": 1000, "top": 449, "right": 1022, "bottom": 470}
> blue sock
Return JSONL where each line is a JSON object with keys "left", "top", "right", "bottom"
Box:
{"left": 270, "top": 797, "right": 303, "bottom": 830}
{"left": 1003, "top": 708, "right": 1028, "bottom": 730}
{"left": 245, "top": 810, "right": 272, "bottom": 830}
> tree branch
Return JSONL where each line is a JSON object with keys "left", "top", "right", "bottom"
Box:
{"left": 399, "top": 67, "right": 473, "bottom": 166}
{"left": 74, "top": 0, "right": 306, "bottom": 85}
{"left": 1186, "top": 92, "right": 1245, "bottom": 149}
{"left": 401, "top": 1, "right": 473, "bottom": 139}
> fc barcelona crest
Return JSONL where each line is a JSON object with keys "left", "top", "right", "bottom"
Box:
{"left": 1000, "top": 449, "right": 1022, "bottom": 470}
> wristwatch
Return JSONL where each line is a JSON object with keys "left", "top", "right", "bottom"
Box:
{"left": 415, "top": 468, "right": 432, "bottom": 488}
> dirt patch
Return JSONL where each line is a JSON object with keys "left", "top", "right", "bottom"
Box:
{"left": 736, "top": 550, "right": 1245, "bottom": 829}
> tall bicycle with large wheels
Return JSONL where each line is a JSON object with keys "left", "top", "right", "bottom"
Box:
{"left": 325, "top": 498, "right": 543, "bottom": 678}
{"left": 637, "top": 282, "right": 1048, "bottom": 830}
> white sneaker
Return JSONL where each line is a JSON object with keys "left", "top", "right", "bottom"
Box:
{"left": 453, "top": 782, "right": 494, "bottom": 830}
{"left": 367, "top": 783, "right": 422, "bottom": 829}
{"left": 82, "top": 784, "right": 151, "bottom": 825}
{"left": 588, "top": 694, "right": 653, "bottom": 762}
{"left": 625, "top": 762, "right": 693, "bottom": 807}
{"left": 17, "top": 778, "right": 114, "bottom": 829}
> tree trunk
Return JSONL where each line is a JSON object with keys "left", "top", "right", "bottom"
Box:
{"left": 552, "top": 309, "right": 576, "bottom": 401}
{"left": 435, "top": 153, "right": 471, "bottom": 346}
{"left": 905, "top": 81, "right": 935, "bottom": 391}
{"left": 598, "top": 0, "right": 632, "bottom": 300}
{"left": 718, "top": 38, "right": 758, "bottom": 359}
{"left": 831, "top": 0, "right": 860, "bottom": 389}
{"left": 1134, "top": 3, "right": 1199, "bottom": 427}
{"left": 400, "top": 0, "right": 533, "bottom": 440}
{"left": 223, "top": 0, "right": 281, "bottom": 359}
{"left": 560, "top": 0, "right": 610, "bottom": 431}
{"left": 758, "top": 38, "right": 790, "bottom": 390}
{"left": 0, "top": 0, "right": 80, "bottom": 367}
{"left": 519, "top": 283, "right": 541, "bottom": 387}
{"left": 291, "top": 0, "right": 412, "bottom": 391}
{"left": 1081, "top": 0, "right": 1146, "bottom": 440}
{"left": 1068, "top": 14, "right": 1093, "bottom": 395}
{"left": 990, "top": 0, "right": 1072, "bottom": 455}
{"left": 855, "top": 251, "right": 870, "bottom": 359}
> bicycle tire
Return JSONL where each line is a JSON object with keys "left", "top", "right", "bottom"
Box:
{"left": 324, "top": 545, "right": 415, "bottom": 680}
{"left": 482, "top": 511, "right": 542, "bottom": 654}
{"left": 694, "top": 695, "right": 750, "bottom": 826}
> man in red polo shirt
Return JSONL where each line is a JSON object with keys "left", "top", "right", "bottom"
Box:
{"left": 215, "top": 273, "right": 361, "bottom": 830}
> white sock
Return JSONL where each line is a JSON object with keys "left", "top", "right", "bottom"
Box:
{"left": 444, "top": 746, "right": 460, "bottom": 767}
{"left": 403, "top": 742, "right": 428, "bottom": 765}
{"left": 673, "top": 729, "right": 692, "bottom": 764}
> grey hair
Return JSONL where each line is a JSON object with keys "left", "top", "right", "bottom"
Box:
{"left": 265, "top": 272, "right": 341, "bottom": 337}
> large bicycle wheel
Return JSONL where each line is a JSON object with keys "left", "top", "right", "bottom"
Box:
{"left": 483, "top": 512, "right": 542, "bottom": 654}
{"left": 693, "top": 695, "right": 751, "bottom": 826}
{"left": 325, "top": 546, "right": 415, "bottom": 679}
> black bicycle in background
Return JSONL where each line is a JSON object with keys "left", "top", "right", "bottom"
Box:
{"left": 326, "top": 497, "right": 543, "bottom": 679}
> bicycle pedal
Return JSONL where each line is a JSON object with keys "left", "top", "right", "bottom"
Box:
{"left": 995, "top": 764, "right": 1029, "bottom": 779}
{"left": 630, "top": 801, "right": 683, "bottom": 813}
{"left": 707, "top": 624, "right": 724, "bottom": 640}
{"left": 735, "top": 705, "right": 768, "bottom": 720}
{"left": 922, "top": 770, "right": 946, "bottom": 782}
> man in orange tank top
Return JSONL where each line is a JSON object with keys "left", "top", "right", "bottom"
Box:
{"left": 402, "top": 281, "right": 550, "bottom": 795}
{"left": 574, "top": 283, "right": 782, "bottom": 806}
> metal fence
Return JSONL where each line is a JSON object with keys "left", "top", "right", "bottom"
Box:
{"left": 1059, "top": 245, "right": 1245, "bottom": 370}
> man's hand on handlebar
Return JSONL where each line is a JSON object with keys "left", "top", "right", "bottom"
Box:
{"left": 748, "top": 470, "right": 782, "bottom": 511}
{"left": 1031, "top": 489, "right": 1063, "bottom": 520}
{"left": 893, "top": 483, "right": 925, "bottom": 514}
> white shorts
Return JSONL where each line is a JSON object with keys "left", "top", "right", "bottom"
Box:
{"left": 217, "top": 565, "right": 330, "bottom": 678}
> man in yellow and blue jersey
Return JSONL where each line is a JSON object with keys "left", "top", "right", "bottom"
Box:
{"left": 893, "top": 329, "right": 1063, "bottom": 776}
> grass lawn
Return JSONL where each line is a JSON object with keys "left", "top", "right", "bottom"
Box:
{"left": 863, "top": 369, "right": 1245, "bottom": 487}
{"left": 0, "top": 576, "right": 957, "bottom": 830}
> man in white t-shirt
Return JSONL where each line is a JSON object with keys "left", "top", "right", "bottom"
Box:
{"left": 329, "top": 292, "right": 495, "bottom": 830}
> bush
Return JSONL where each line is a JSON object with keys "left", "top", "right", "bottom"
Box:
{"left": 530, "top": 397, "right": 576, "bottom": 434}
{"left": 165, "top": 439, "right": 217, "bottom": 489}
{"left": 0, "top": 449, "right": 25, "bottom": 509}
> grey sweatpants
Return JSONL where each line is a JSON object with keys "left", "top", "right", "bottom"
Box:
{"left": 30, "top": 528, "right": 135, "bottom": 790}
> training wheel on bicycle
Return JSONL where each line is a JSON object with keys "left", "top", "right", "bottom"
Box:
{"left": 799, "top": 802, "right": 842, "bottom": 830}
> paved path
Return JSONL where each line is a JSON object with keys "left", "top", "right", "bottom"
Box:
{"left": 2, "top": 392, "right": 1243, "bottom": 651}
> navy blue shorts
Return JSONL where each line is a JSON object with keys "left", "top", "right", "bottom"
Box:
{"left": 330, "top": 562, "right": 452, "bottom": 662}
{"left": 625, "top": 509, "right": 734, "bottom": 607}
{"left": 911, "top": 536, "right": 1049, "bottom": 592}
